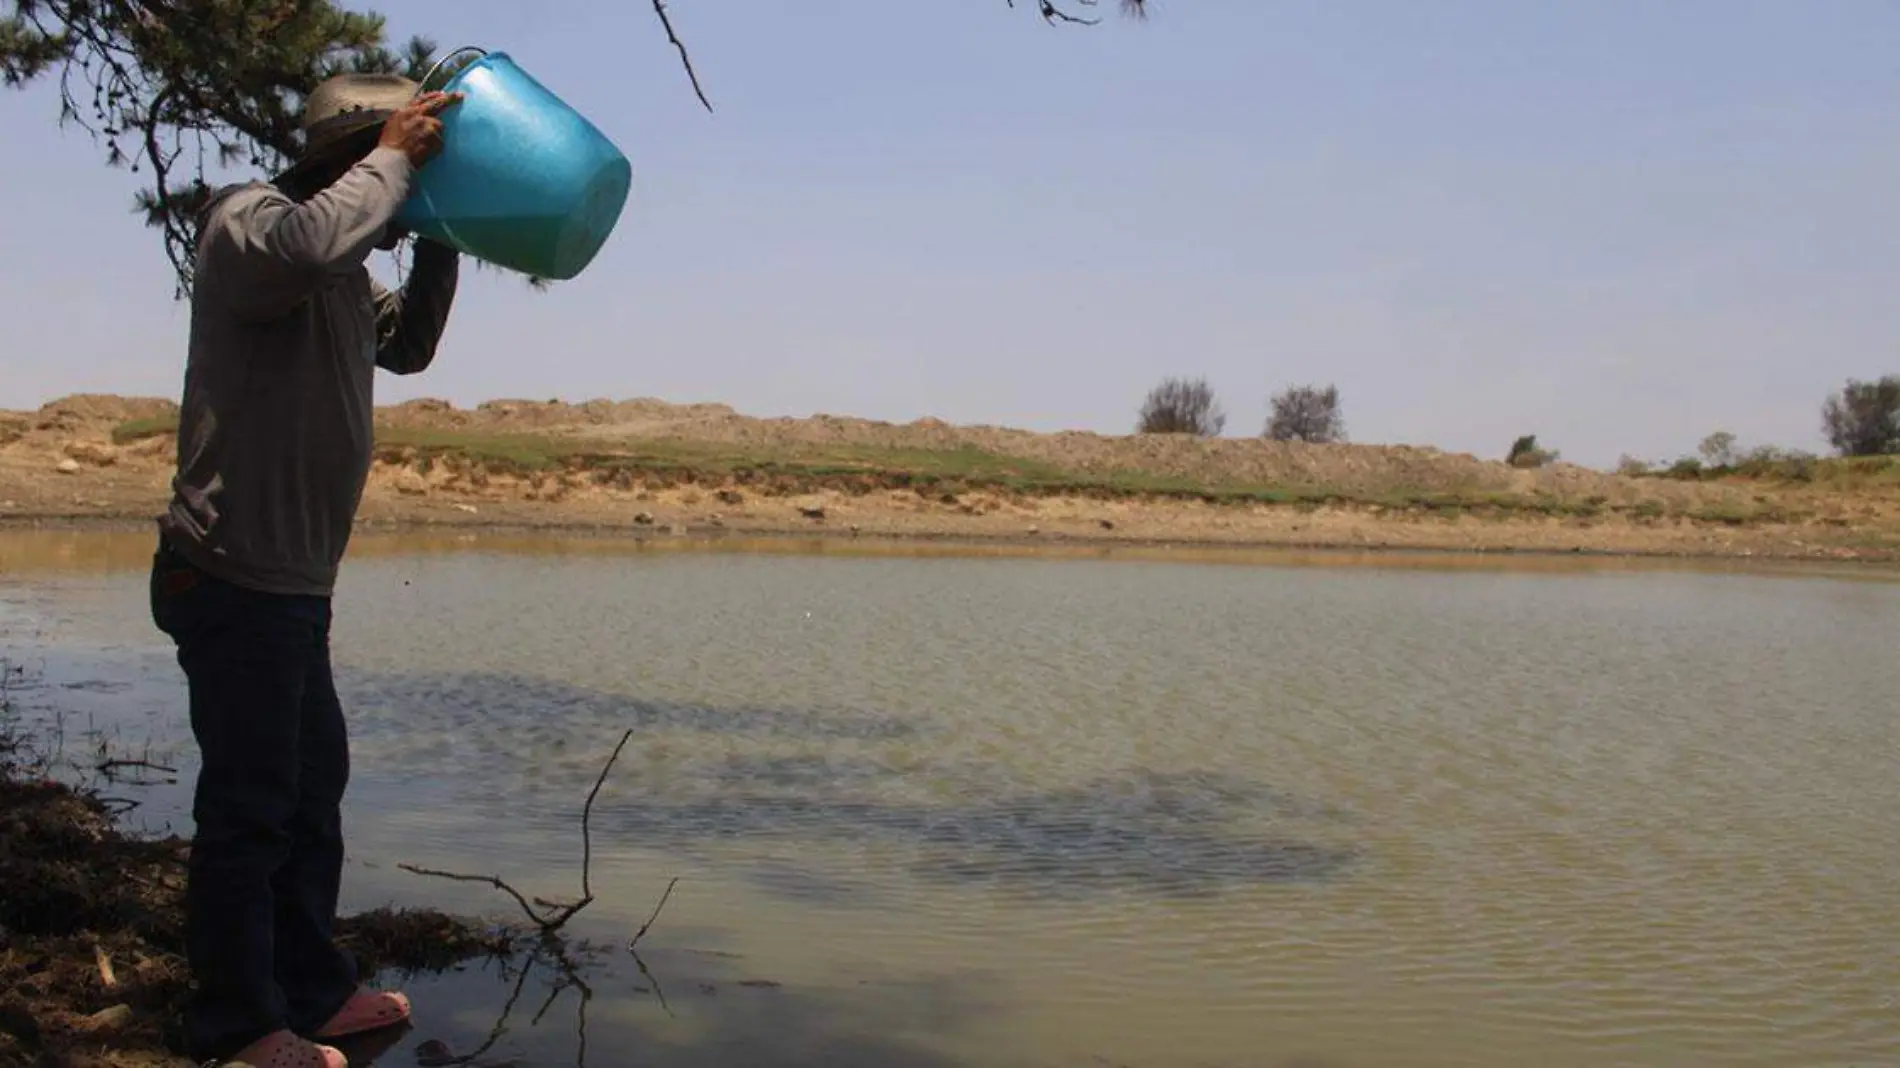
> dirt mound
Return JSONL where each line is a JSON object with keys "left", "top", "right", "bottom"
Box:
{"left": 537, "top": 402, "right": 1744, "bottom": 507}
{"left": 27, "top": 396, "right": 178, "bottom": 437}
{"left": 8, "top": 392, "right": 1886, "bottom": 560}
{"left": 375, "top": 396, "right": 740, "bottom": 434}
{"left": 354, "top": 394, "right": 1697, "bottom": 501}
{"left": 3, "top": 394, "right": 1726, "bottom": 507}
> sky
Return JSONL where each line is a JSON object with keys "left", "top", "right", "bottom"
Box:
{"left": 2, "top": 1, "right": 1897, "bottom": 469}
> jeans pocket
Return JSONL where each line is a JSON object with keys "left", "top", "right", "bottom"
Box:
{"left": 150, "top": 543, "right": 207, "bottom": 637}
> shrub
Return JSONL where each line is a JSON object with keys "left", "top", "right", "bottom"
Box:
{"left": 1136, "top": 377, "right": 1226, "bottom": 436}
{"left": 1507, "top": 435, "right": 1559, "bottom": 469}
{"left": 1263, "top": 384, "right": 1346, "bottom": 443}
{"left": 1698, "top": 431, "right": 1738, "bottom": 468}
{"left": 1821, "top": 376, "right": 1900, "bottom": 456}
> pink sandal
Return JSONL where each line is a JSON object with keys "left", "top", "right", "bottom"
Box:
{"left": 227, "top": 1029, "right": 347, "bottom": 1068}
{"left": 314, "top": 989, "right": 412, "bottom": 1040}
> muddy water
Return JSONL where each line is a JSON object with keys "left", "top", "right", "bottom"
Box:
{"left": 4, "top": 529, "right": 1900, "bottom": 1068}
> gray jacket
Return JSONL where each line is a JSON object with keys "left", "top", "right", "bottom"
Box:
{"left": 159, "top": 145, "right": 459, "bottom": 596}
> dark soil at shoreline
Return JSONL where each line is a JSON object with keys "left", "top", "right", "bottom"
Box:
{"left": 0, "top": 770, "right": 513, "bottom": 1068}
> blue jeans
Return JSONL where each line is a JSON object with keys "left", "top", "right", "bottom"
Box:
{"left": 149, "top": 537, "right": 358, "bottom": 1061}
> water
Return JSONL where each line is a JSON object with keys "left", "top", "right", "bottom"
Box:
{"left": 5, "top": 530, "right": 1900, "bottom": 1068}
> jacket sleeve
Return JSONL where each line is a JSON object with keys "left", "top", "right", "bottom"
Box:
{"left": 372, "top": 238, "right": 461, "bottom": 375}
{"left": 198, "top": 147, "right": 416, "bottom": 321}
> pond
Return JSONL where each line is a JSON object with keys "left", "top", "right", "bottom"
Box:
{"left": 4, "top": 529, "right": 1899, "bottom": 1067}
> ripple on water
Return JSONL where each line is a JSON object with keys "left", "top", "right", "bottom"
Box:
{"left": 7, "top": 546, "right": 1900, "bottom": 1067}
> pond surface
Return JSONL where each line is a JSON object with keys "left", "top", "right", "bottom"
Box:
{"left": 4, "top": 530, "right": 1900, "bottom": 1068}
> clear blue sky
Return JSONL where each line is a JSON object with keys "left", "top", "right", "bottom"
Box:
{"left": 3, "top": 1, "right": 1896, "bottom": 468}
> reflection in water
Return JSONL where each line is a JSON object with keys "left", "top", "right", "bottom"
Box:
{"left": 352, "top": 670, "right": 926, "bottom": 743}
{"left": 593, "top": 770, "right": 1355, "bottom": 899}
{"left": 344, "top": 942, "right": 1004, "bottom": 1068}
{"left": 400, "top": 948, "right": 597, "bottom": 1068}
{"left": 5, "top": 531, "right": 1900, "bottom": 1067}
{"left": 341, "top": 669, "right": 1357, "bottom": 900}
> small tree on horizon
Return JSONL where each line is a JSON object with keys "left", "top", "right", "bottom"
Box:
{"left": 1507, "top": 434, "right": 1559, "bottom": 469}
{"left": 1263, "top": 384, "right": 1345, "bottom": 443}
{"left": 1698, "top": 430, "right": 1738, "bottom": 468}
{"left": 1821, "top": 376, "right": 1900, "bottom": 457}
{"left": 1136, "top": 376, "right": 1226, "bottom": 436}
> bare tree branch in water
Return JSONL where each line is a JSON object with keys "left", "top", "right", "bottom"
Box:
{"left": 576, "top": 979, "right": 591, "bottom": 1068}
{"left": 413, "top": 956, "right": 536, "bottom": 1068}
{"left": 630, "top": 947, "right": 674, "bottom": 1018}
{"left": 394, "top": 864, "right": 553, "bottom": 932}
{"left": 415, "top": 946, "right": 605, "bottom": 1067}
{"left": 631, "top": 876, "right": 678, "bottom": 947}
{"left": 398, "top": 727, "right": 684, "bottom": 1064}
{"left": 400, "top": 729, "right": 672, "bottom": 937}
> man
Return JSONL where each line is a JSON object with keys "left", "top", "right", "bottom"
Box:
{"left": 148, "top": 73, "right": 463, "bottom": 1068}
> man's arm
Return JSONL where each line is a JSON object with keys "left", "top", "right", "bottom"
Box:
{"left": 373, "top": 238, "right": 461, "bottom": 375}
{"left": 197, "top": 147, "right": 415, "bottom": 321}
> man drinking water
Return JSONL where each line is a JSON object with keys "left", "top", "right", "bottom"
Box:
{"left": 149, "top": 73, "right": 463, "bottom": 1068}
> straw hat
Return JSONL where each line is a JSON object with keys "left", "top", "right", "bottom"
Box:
{"left": 276, "top": 73, "right": 420, "bottom": 185}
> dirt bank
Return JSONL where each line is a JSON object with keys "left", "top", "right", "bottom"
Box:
{"left": 4, "top": 394, "right": 1897, "bottom": 562}
{"left": 0, "top": 754, "right": 511, "bottom": 1068}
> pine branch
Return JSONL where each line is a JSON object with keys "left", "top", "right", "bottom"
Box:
{"left": 3, "top": 0, "right": 1150, "bottom": 297}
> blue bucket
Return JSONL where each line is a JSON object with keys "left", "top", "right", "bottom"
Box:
{"left": 396, "top": 48, "right": 632, "bottom": 281}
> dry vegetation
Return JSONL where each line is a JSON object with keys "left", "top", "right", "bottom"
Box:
{"left": 5, "top": 393, "right": 1900, "bottom": 561}
{"left": 0, "top": 658, "right": 665, "bottom": 1068}
{"left": 0, "top": 772, "right": 510, "bottom": 1067}
{"left": 0, "top": 670, "right": 512, "bottom": 1068}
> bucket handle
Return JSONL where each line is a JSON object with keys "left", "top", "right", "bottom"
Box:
{"left": 415, "top": 45, "right": 489, "bottom": 95}
{"left": 403, "top": 44, "right": 488, "bottom": 257}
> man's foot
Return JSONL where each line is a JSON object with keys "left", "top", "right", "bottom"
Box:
{"left": 227, "top": 1029, "right": 347, "bottom": 1068}
{"left": 313, "top": 989, "right": 411, "bottom": 1040}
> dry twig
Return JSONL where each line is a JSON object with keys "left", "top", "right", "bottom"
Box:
{"left": 393, "top": 865, "right": 552, "bottom": 932}
{"left": 630, "top": 876, "right": 678, "bottom": 947}
{"left": 94, "top": 944, "right": 118, "bottom": 988}
{"left": 650, "top": 0, "right": 712, "bottom": 112}
{"left": 401, "top": 730, "right": 676, "bottom": 947}
{"left": 400, "top": 729, "right": 632, "bottom": 933}
{"left": 1006, "top": 0, "right": 1149, "bottom": 26}
{"left": 95, "top": 758, "right": 178, "bottom": 775}
{"left": 642, "top": 0, "right": 1144, "bottom": 110}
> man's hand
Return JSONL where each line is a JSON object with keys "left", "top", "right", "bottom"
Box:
{"left": 378, "top": 91, "right": 463, "bottom": 169}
